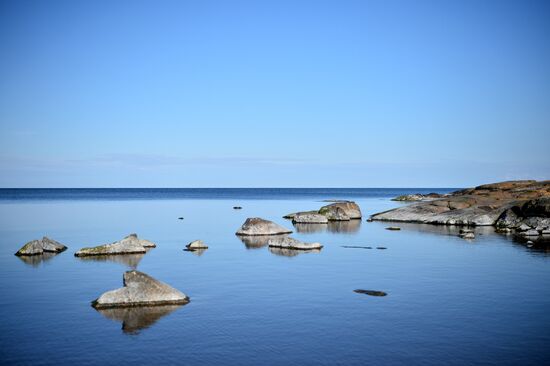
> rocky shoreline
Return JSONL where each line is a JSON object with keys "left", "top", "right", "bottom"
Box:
{"left": 371, "top": 180, "right": 550, "bottom": 240}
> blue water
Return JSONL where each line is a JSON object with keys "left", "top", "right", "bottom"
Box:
{"left": 0, "top": 188, "right": 548, "bottom": 366}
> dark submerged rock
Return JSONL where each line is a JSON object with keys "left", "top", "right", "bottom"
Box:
{"left": 354, "top": 289, "right": 387, "bottom": 297}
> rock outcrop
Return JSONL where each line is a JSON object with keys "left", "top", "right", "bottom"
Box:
{"left": 284, "top": 201, "right": 362, "bottom": 222}
{"left": 267, "top": 236, "right": 323, "bottom": 250}
{"left": 75, "top": 234, "right": 155, "bottom": 257}
{"left": 371, "top": 180, "right": 550, "bottom": 227}
{"left": 15, "top": 237, "right": 67, "bottom": 256}
{"left": 496, "top": 197, "right": 550, "bottom": 238}
{"left": 92, "top": 270, "right": 189, "bottom": 308}
{"left": 392, "top": 193, "right": 446, "bottom": 201}
{"left": 235, "top": 218, "right": 292, "bottom": 236}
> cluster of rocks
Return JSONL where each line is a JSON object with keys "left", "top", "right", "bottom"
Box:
{"left": 371, "top": 180, "right": 550, "bottom": 227}
{"left": 15, "top": 237, "right": 67, "bottom": 256}
{"left": 235, "top": 217, "right": 323, "bottom": 252}
{"left": 495, "top": 197, "right": 550, "bottom": 239}
{"left": 391, "top": 193, "right": 446, "bottom": 202}
{"left": 74, "top": 234, "right": 156, "bottom": 257}
{"left": 284, "top": 201, "right": 362, "bottom": 223}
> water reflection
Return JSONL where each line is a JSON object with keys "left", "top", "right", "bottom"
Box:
{"left": 76, "top": 252, "right": 148, "bottom": 269}
{"left": 95, "top": 305, "right": 184, "bottom": 334}
{"left": 292, "top": 223, "right": 326, "bottom": 234}
{"left": 186, "top": 248, "right": 207, "bottom": 256}
{"left": 293, "top": 220, "right": 361, "bottom": 234}
{"left": 327, "top": 220, "right": 361, "bottom": 233}
{"left": 238, "top": 235, "right": 286, "bottom": 249}
{"left": 16, "top": 252, "right": 58, "bottom": 267}
{"left": 268, "top": 247, "right": 322, "bottom": 257}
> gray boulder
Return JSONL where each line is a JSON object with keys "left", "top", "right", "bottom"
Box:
{"left": 185, "top": 240, "right": 208, "bottom": 250}
{"left": 267, "top": 236, "right": 323, "bottom": 250}
{"left": 92, "top": 270, "right": 189, "bottom": 308}
{"left": 520, "top": 229, "right": 540, "bottom": 237}
{"left": 15, "top": 237, "right": 67, "bottom": 256}
{"left": 236, "top": 218, "right": 292, "bottom": 236}
{"left": 75, "top": 234, "right": 154, "bottom": 257}
{"left": 319, "top": 201, "right": 362, "bottom": 220}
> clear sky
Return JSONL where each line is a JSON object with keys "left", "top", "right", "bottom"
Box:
{"left": 0, "top": 0, "right": 549, "bottom": 187}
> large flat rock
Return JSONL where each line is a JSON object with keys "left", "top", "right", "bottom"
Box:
{"left": 236, "top": 218, "right": 292, "bottom": 236}
{"left": 267, "top": 236, "right": 323, "bottom": 250}
{"left": 92, "top": 270, "right": 189, "bottom": 308}
{"left": 75, "top": 234, "right": 155, "bottom": 257}
{"left": 371, "top": 180, "right": 550, "bottom": 226}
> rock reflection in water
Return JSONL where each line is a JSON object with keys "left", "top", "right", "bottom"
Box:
{"left": 187, "top": 248, "right": 207, "bottom": 256}
{"left": 238, "top": 235, "right": 287, "bottom": 249}
{"left": 269, "top": 247, "right": 322, "bottom": 257}
{"left": 96, "top": 304, "right": 184, "bottom": 334}
{"left": 293, "top": 220, "right": 361, "bottom": 234}
{"left": 327, "top": 220, "right": 361, "bottom": 233}
{"left": 293, "top": 223, "right": 326, "bottom": 233}
{"left": 76, "top": 252, "right": 147, "bottom": 269}
{"left": 16, "top": 251, "right": 57, "bottom": 267}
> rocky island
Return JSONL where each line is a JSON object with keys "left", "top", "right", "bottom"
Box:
{"left": 371, "top": 180, "right": 550, "bottom": 238}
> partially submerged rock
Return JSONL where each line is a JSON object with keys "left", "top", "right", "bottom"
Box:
{"left": 283, "top": 210, "right": 318, "bottom": 219}
{"left": 354, "top": 289, "right": 387, "bottom": 297}
{"left": 92, "top": 270, "right": 189, "bottom": 308}
{"left": 75, "top": 234, "right": 155, "bottom": 257}
{"left": 235, "top": 218, "right": 292, "bottom": 236}
{"left": 267, "top": 236, "right": 323, "bottom": 250}
{"left": 372, "top": 180, "right": 550, "bottom": 226}
{"left": 459, "top": 228, "right": 475, "bottom": 239}
{"left": 233, "top": 206, "right": 242, "bottom": 210}
{"left": 15, "top": 237, "right": 67, "bottom": 256}
{"left": 185, "top": 240, "right": 208, "bottom": 251}
{"left": 385, "top": 226, "right": 401, "bottom": 231}
{"left": 292, "top": 213, "right": 328, "bottom": 224}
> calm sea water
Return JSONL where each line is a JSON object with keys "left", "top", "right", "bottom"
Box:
{"left": 0, "top": 188, "right": 548, "bottom": 366}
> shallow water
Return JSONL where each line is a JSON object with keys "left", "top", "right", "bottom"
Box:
{"left": 0, "top": 189, "right": 549, "bottom": 366}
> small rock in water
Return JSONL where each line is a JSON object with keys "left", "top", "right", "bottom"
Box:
{"left": 185, "top": 240, "right": 208, "bottom": 251}
{"left": 341, "top": 245, "right": 372, "bottom": 249}
{"left": 233, "top": 206, "right": 242, "bottom": 210}
{"left": 178, "top": 217, "right": 184, "bottom": 220}
{"left": 385, "top": 227, "right": 401, "bottom": 231}
{"left": 376, "top": 247, "right": 387, "bottom": 250}
{"left": 458, "top": 230, "right": 476, "bottom": 239}
{"left": 366, "top": 218, "right": 373, "bottom": 222}
{"left": 354, "top": 289, "right": 387, "bottom": 297}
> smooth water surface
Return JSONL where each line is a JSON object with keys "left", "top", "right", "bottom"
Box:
{"left": 0, "top": 189, "right": 548, "bottom": 365}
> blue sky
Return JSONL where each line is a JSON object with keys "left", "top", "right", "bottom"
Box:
{"left": 1, "top": 0, "right": 549, "bottom": 187}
